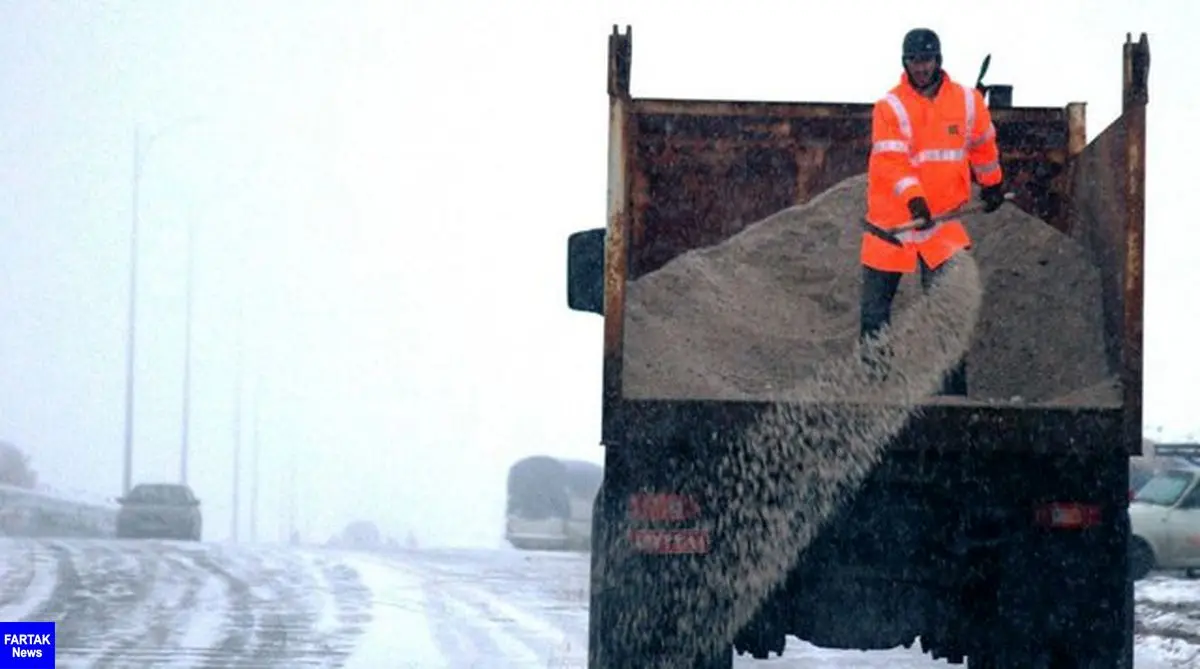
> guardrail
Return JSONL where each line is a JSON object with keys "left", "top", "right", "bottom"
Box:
{"left": 0, "top": 483, "right": 118, "bottom": 538}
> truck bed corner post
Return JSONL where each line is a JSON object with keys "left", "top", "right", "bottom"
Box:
{"left": 608, "top": 25, "right": 632, "bottom": 99}
{"left": 1121, "top": 32, "right": 1149, "bottom": 456}
{"left": 601, "top": 24, "right": 634, "bottom": 441}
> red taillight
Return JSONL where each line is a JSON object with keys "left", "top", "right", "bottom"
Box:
{"left": 1034, "top": 503, "right": 1102, "bottom": 529}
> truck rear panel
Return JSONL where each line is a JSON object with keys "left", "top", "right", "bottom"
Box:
{"left": 598, "top": 27, "right": 1147, "bottom": 456}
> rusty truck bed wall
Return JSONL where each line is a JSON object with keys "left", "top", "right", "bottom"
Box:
{"left": 1063, "top": 33, "right": 1149, "bottom": 452}
{"left": 625, "top": 101, "right": 1077, "bottom": 279}
{"left": 600, "top": 27, "right": 1148, "bottom": 455}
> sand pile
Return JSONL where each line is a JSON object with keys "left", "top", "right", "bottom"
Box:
{"left": 622, "top": 173, "right": 1119, "bottom": 405}
{"left": 605, "top": 253, "right": 984, "bottom": 666}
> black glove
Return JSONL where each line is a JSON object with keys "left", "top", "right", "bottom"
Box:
{"left": 907, "top": 197, "right": 934, "bottom": 231}
{"left": 980, "top": 184, "right": 1006, "bottom": 213}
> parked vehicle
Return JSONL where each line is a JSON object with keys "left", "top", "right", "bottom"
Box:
{"left": 1130, "top": 443, "right": 1200, "bottom": 579}
{"left": 506, "top": 456, "right": 602, "bottom": 551}
{"left": 116, "top": 482, "right": 202, "bottom": 541}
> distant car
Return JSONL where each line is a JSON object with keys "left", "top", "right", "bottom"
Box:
{"left": 337, "top": 520, "right": 382, "bottom": 549}
{"left": 115, "top": 483, "right": 202, "bottom": 541}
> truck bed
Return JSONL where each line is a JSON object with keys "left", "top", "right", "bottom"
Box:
{"left": 598, "top": 30, "right": 1148, "bottom": 455}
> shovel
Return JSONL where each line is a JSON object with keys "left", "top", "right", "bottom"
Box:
{"left": 863, "top": 192, "right": 1016, "bottom": 245}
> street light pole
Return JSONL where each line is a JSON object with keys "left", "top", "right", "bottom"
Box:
{"left": 180, "top": 218, "right": 195, "bottom": 485}
{"left": 122, "top": 128, "right": 142, "bottom": 496}
{"left": 122, "top": 115, "right": 207, "bottom": 496}
{"left": 231, "top": 298, "right": 244, "bottom": 543}
{"left": 249, "top": 381, "right": 259, "bottom": 542}
{"left": 287, "top": 441, "right": 297, "bottom": 544}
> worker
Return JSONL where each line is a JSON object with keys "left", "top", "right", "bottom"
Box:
{"left": 860, "top": 27, "right": 1006, "bottom": 395}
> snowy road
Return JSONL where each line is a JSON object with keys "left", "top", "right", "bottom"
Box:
{"left": 0, "top": 539, "right": 1198, "bottom": 667}
{"left": 364, "top": 548, "right": 1200, "bottom": 668}
{"left": 0, "top": 538, "right": 370, "bottom": 667}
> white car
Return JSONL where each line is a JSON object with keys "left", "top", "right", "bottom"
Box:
{"left": 1129, "top": 466, "right": 1200, "bottom": 580}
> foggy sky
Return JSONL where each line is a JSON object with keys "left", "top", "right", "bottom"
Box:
{"left": 0, "top": 0, "right": 1193, "bottom": 545}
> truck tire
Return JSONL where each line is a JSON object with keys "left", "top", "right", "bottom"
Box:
{"left": 733, "top": 606, "right": 787, "bottom": 659}
{"left": 733, "top": 627, "right": 786, "bottom": 660}
{"left": 1129, "top": 537, "right": 1155, "bottom": 581}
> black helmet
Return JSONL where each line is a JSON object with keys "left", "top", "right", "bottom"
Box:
{"left": 902, "top": 28, "right": 941, "bottom": 62}
{"left": 901, "top": 28, "right": 943, "bottom": 89}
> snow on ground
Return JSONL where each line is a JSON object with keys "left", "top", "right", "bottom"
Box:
{"left": 355, "top": 548, "right": 1200, "bottom": 668}
{"left": 335, "top": 555, "right": 447, "bottom": 669}
{"left": 0, "top": 538, "right": 1198, "bottom": 667}
{"left": 1139, "top": 575, "right": 1200, "bottom": 606}
{"left": 0, "top": 538, "right": 60, "bottom": 622}
{"left": 1136, "top": 637, "right": 1200, "bottom": 668}
{"left": 169, "top": 559, "right": 227, "bottom": 664}
{"left": 1136, "top": 573, "right": 1200, "bottom": 667}
{"left": 355, "top": 548, "right": 941, "bottom": 667}
{"left": 342, "top": 548, "right": 587, "bottom": 668}
{"left": 0, "top": 538, "right": 373, "bottom": 667}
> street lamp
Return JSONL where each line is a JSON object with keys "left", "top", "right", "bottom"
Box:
{"left": 122, "top": 116, "right": 208, "bottom": 496}
{"left": 180, "top": 211, "right": 196, "bottom": 485}
{"left": 231, "top": 298, "right": 244, "bottom": 542}
{"left": 249, "top": 380, "right": 260, "bottom": 542}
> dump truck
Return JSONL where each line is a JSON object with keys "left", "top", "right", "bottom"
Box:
{"left": 566, "top": 26, "right": 1149, "bottom": 669}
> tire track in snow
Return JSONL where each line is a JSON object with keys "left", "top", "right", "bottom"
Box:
{"left": 241, "top": 548, "right": 323, "bottom": 665}
{"left": 42, "top": 540, "right": 206, "bottom": 666}
{"left": 434, "top": 573, "right": 586, "bottom": 668}
{"left": 365, "top": 553, "right": 582, "bottom": 669}
{"left": 177, "top": 546, "right": 348, "bottom": 669}
{"left": 422, "top": 566, "right": 507, "bottom": 668}
{"left": 37, "top": 541, "right": 285, "bottom": 668}
{"left": 303, "top": 553, "right": 373, "bottom": 662}
{"left": 161, "top": 545, "right": 243, "bottom": 668}
{"left": 1136, "top": 576, "right": 1200, "bottom": 655}
{"left": 2, "top": 540, "right": 376, "bottom": 668}
{"left": 0, "top": 539, "right": 64, "bottom": 622}
{"left": 330, "top": 553, "right": 450, "bottom": 669}
{"left": 187, "top": 547, "right": 264, "bottom": 665}
{"left": 0, "top": 539, "right": 37, "bottom": 607}
{"left": 89, "top": 549, "right": 208, "bottom": 668}
{"left": 409, "top": 550, "right": 589, "bottom": 664}
{"left": 38, "top": 539, "right": 148, "bottom": 655}
{"left": 189, "top": 545, "right": 356, "bottom": 667}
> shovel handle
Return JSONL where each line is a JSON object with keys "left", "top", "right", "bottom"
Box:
{"left": 893, "top": 192, "right": 1016, "bottom": 234}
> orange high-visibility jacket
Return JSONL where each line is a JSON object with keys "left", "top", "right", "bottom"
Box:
{"left": 863, "top": 73, "right": 1004, "bottom": 273}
